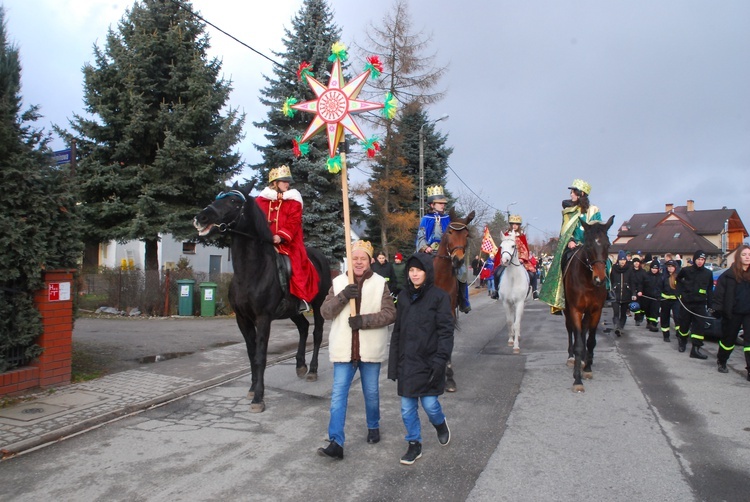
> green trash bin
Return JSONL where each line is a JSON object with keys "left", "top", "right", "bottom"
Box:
{"left": 199, "top": 282, "right": 218, "bottom": 317}
{"left": 176, "top": 279, "right": 195, "bottom": 316}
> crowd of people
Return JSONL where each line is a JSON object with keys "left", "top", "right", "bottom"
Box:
{"left": 258, "top": 165, "right": 749, "bottom": 466}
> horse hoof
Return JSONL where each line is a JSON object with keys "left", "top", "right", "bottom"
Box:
{"left": 513, "top": 347, "right": 521, "bottom": 354}
{"left": 572, "top": 384, "right": 585, "bottom": 393}
{"left": 247, "top": 390, "right": 254, "bottom": 400}
{"left": 583, "top": 371, "right": 593, "bottom": 380}
{"left": 296, "top": 366, "right": 308, "bottom": 378}
{"left": 446, "top": 380, "right": 457, "bottom": 392}
{"left": 249, "top": 401, "right": 266, "bottom": 413}
{"left": 306, "top": 373, "right": 318, "bottom": 382}
{"left": 508, "top": 339, "right": 514, "bottom": 347}
{"left": 566, "top": 358, "right": 575, "bottom": 368}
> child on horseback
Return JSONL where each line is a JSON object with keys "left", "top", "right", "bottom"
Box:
{"left": 492, "top": 215, "right": 538, "bottom": 300}
{"left": 416, "top": 185, "right": 471, "bottom": 313}
{"left": 538, "top": 179, "right": 605, "bottom": 314}
{"left": 255, "top": 165, "right": 319, "bottom": 311}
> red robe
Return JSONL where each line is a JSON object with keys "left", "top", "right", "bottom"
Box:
{"left": 255, "top": 188, "right": 319, "bottom": 302}
{"left": 504, "top": 230, "right": 535, "bottom": 273}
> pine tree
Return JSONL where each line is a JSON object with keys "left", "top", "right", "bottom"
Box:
{"left": 365, "top": 104, "right": 452, "bottom": 253}
{"left": 252, "top": 0, "right": 350, "bottom": 265}
{"left": 355, "top": 0, "right": 448, "bottom": 252}
{"left": 0, "top": 7, "right": 82, "bottom": 371}
{"left": 63, "top": 0, "right": 244, "bottom": 309}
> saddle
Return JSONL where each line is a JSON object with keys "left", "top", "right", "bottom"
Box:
{"left": 272, "top": 253, "right": 297, "bottom": 318}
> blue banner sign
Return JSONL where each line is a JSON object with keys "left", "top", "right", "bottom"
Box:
{"left": 53, "top": 149, "right": 71, "bottom": 165}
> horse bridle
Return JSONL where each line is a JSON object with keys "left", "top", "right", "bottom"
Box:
{"left": 213, "top": 190, "right": 253, "bottom": 238}
{"left": 501, "top": 241, "right": 522, "bottom": 267}
{"left": 436, "top": 222, "right": 469, "bottom": 263}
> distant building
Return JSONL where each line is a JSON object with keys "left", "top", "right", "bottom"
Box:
{"left": 610, "top": 200, "right": 748, "bottom": 266}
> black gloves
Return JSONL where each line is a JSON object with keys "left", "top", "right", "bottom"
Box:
{"left": 428, "top": 361, "right": 445, "bottom": 383}
{"left": 348, "top": 315, "right": 363, "bottom": 331}
{"left": 341, "top": 284, "right": 359, "bottom": 300}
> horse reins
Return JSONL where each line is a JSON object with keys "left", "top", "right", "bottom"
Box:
{"left": 436, "top": 222, "right": 469, "bottom": 263}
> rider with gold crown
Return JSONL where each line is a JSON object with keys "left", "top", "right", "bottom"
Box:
{"left": 492, "top": 215, "right": 539, "bottom": 300}
{"left": 255, "top": 165, "right": 319, "bottom": 310}
{"left": 416, "top": 185, "right": 471, "bottom": 313}
{"left": 538, "top": 178, "right": 605, "bottom": 314}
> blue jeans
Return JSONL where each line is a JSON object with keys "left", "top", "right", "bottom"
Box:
{"left": 328, "top": 361, "right": 381, "bottom": 446}
{"left": 400, "top": 395, "right": 445, "bottom": 443}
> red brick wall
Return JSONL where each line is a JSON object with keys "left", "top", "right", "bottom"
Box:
{"left": 0, "top": 269, "right": 75, "bottom": 396}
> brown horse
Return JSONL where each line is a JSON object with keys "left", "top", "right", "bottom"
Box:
{"left": 432, "top": 208, "right": 475, "bottom": 391}
{"left": 563, "top": 215, "right": 615, "bottom": 392}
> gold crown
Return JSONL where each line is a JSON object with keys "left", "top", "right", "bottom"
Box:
{"left": 568, "top": 179, "right": 591, "bottom": 195}
{"left": 509, "top": 214, "right": 522, "bottom": 224}
{"left": 426, "top": 185, "right": 448, "bottom": 203}
{"left": 269, "top": 165, "right": 294, "bottom": 183}
{"left": 352, "top": 240, "right": 374, "bottom": 259}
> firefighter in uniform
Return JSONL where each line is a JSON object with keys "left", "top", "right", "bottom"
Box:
{"left": 659, "top": 260, "right": 680, "bottom": 342}
{"left": 675, "top": 250, "right": 713, "bottom": 359}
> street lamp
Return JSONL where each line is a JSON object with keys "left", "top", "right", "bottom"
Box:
{"left": 506, "top": 201, "right": 517, "bottom": 222}
{"left": 419, "top": 114, "right": 449, "bottom": 218}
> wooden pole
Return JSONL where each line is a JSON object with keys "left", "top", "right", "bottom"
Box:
{"left": 339, "top": 148, "right": 357, "bottom": 316}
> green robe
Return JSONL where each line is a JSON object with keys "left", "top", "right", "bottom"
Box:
{"left": 539, "top": 205, "right": 602, "bottom": 310}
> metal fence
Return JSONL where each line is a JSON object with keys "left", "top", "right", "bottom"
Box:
{"left": 78, "top": 269, "right": 234, "bottom": 317}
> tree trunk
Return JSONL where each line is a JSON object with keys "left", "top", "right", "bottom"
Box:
{"left": 144, "top": 238, "right": 161, "bottom": 315}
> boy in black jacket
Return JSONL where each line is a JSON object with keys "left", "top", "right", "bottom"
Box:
{"left": 676, "top": 250, "right": 713, "bottom": 359}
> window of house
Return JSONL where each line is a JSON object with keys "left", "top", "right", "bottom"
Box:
{"left": 182, "top": 242, "right": 196, "bottom": 254}
{"left": 645, "top": 233, "right": 653, "bottom": 239}
{"left": 673, "top": 233, "right": 680, "bottom": 238}
{"left": 640, "top": 223, "right": 648, "bottom": 228}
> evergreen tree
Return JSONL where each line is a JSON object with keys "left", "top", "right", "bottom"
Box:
{"left": 365, "top": 104, "right": 452, "bottom": 253}
{"left": 0, "top": 7, "right": 82, "bottom": 371}
{"left": 252, "top": 0, "right": 349, "bottom": 265}
{"left": 63, "top": 0, "right": 244, "bottom": 302}
{"left": 355, "top": 0, "right": 448, "bottom": 252}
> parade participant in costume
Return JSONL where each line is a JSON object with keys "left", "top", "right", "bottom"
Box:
{"left": 255, "top": 165, "right": 319, "bottom": 311}
{"left": 711, "top": 244, "right": 750, "bottom": 379}
{"left": 538, "top": 179, "right": 605, "bottom": 314}
{"left": 388, "top": 252, "right": 454, "bottom": 465}
{"left": 660, "top": 260, "right": 681, "bottom": 342}
{"left": 416, "top": 185, "right": 471, "bottom": 313}
{"left": 675, "top": 250, "right": 713, "bottom": 359}
{"left": 640, "top": 260, "right": 663, "bottom": 332}
{"left": 317, "top": 240, "right": 397, "bottom": 460}
{"left": 492, "top": 215, "right": 538, "bottom": 300}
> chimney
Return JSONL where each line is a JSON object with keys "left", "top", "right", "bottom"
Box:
{"left": 687, "top": 200, "right": 695, "bottom": 212}
{"left": 665, "top": 203, "right": 674, "bottom": 213}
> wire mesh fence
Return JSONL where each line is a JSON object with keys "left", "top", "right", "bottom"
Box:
{"left": 77, "top": 269, "right": 234, "bottom": 317}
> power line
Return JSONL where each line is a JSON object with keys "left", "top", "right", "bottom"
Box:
{"left": 169, "top": 0, "right": 284, "bottom": 68}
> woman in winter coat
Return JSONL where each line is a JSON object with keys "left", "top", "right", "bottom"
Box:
{"left": 711, "top": 244, "right": 750, "bottom": 379}
{"left": 610, "top": 250, "right": 635, "bottom": 336}
{"left": 388, "top": 252, "right": 454, "bottom": 465}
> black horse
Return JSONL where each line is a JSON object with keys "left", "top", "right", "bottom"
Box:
{"left": 563, "top": 215, "right": 614, "bottom": 392}
{"left": 193, "top": 183, "right": 331, "bottom": 412}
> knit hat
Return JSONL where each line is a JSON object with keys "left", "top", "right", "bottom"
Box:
{"left": 632, "top": 257, "right": 641, "bottom": 264}
{"left": 352, "top": 240, "right": 374, "bottom": 259}
{"left": 665, "top": 260, "right": 676, "bottom": 268}
{"left": 394, "top": 253, "right": 403, "bottom": 260}
{"left": 617, "top": 250, "right": 627, "bottom": 261}
{"left": 693, "top": 250, "right": 706, "bottom": 262}
{"left": 650, "top": 261, "right": 660, "bottom": 270}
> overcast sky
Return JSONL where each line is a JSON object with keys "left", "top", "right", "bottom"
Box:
{"left": 4, "top": 0, "right": 749, "bottom": 243}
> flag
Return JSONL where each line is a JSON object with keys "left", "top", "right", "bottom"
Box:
{"left": 481, "top": 226, "right": 498, "bottom": 257}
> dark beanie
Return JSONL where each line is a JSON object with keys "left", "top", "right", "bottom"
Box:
{"left": 617, "top": 250, "right": 627, "bottom": 261}
{"left": 407, "top": 256, "right": 426, "bottom": 272}
{"left": 693, "top": 250, "right": 706, "bottom": 261}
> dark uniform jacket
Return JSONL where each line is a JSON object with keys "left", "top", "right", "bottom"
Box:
{"left": 631, "top": 266, "right": 647, "bottom": 296}
{"left": 712, "top": 268, "right": 750, "bottom": 317}
{"left": 642, "top": 270, "right": 662, "bottom": 299}
{"left": 610, "top": 262, "right": 635, "bottom": 303}
{"left": 388, "top": 253, "right": 454, "bottom": 397}
{"left": 676, "top": 264, "right": 713, "bottom": 306}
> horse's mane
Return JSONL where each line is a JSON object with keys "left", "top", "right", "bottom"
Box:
{"left": 237, "top": 185, "right": 274, "bottom": 244}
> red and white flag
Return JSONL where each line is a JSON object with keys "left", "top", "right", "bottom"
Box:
{"left": 480, "top": 226, "right": 498, "bottom": 256}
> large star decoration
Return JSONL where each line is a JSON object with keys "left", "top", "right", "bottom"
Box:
{"left": 292, "top": 58, "right": 384, "bottom": 158}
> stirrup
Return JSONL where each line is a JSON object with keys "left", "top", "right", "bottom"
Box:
{"left": 298, "top": 299, "right": 310, "bottom": 313}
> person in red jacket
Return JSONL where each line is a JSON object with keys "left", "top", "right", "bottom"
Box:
{"left": 255, "top": 165, "right": 319, "bottom": 310}
{"left": 492, "top": 215, "right": 538, "bottom": 299}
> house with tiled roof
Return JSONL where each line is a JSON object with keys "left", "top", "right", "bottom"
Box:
{"left": 610, "top": 200, "right": 748, "bottom": 266}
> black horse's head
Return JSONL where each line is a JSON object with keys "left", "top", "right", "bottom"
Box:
{"left": 193, "top": 182, "right": 267, "bottom": 240}
{"left": 581, "top": 215, "right": 615, "bottom": 287}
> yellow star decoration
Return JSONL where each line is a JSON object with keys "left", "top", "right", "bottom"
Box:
{"left": 292, "top": 58, "right": 384, "bottom": 158}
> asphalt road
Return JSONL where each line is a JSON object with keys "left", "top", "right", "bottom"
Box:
{"left": 3, "top": 293, "right": 749, "bottom": 501}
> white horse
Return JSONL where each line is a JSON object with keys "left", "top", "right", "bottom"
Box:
{"left": 498, "top": 235, "right": 531, "bottom": 354}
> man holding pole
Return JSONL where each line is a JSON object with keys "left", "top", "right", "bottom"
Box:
{"left": 317, "top": 240, "right": 397, "bottom": 460}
